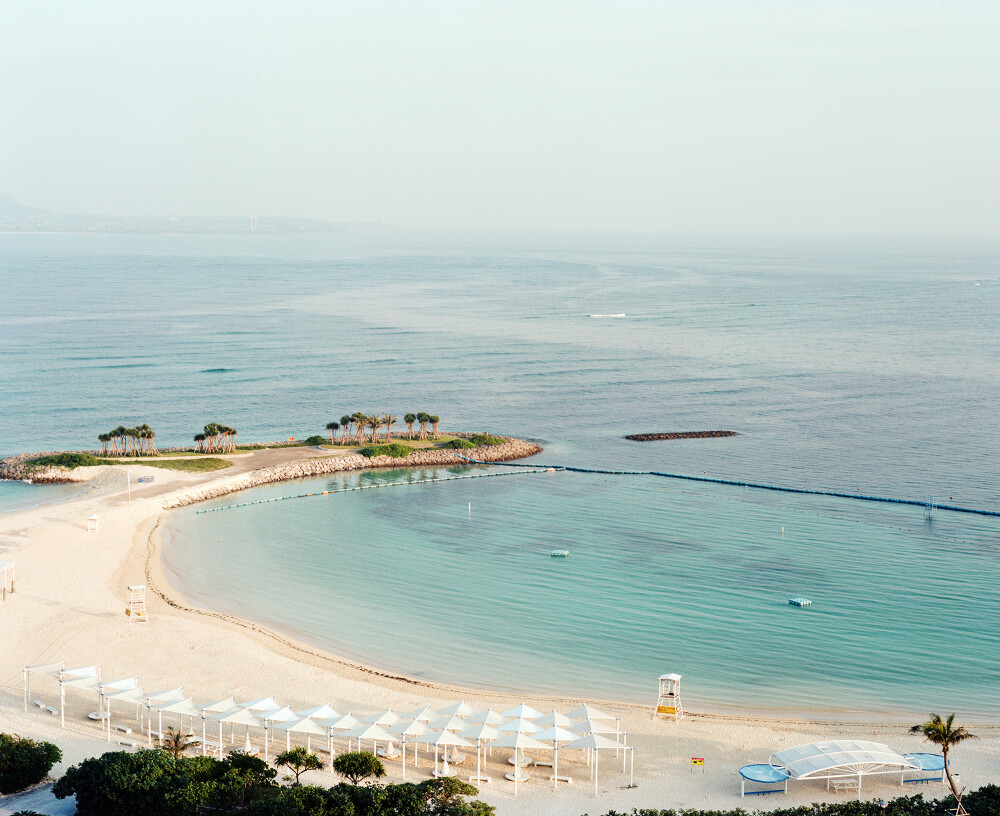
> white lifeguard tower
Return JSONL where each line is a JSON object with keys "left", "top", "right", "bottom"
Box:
{"left": 125, "top": 585, "right": 148, "bottom": 623}
{"left": 654, "top": 673, "right": 683, "bottom": 722}
{"left": 87, "top": 514, "right": 100, "bottom": 533}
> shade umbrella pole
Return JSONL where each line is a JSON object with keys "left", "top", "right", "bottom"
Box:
{"left": 630, "top": 747, "right": 634, "bottom": 787}
{"left": 553, "top": 743, "right": 559, "bottom": 790}
{"left": 402, "top": 736, "right": 406, "bottom": 780}
{"left": 594, "top": 748, "right": 599, "bottom": 797}
{"left": 202, "top": 718, "right": 206, "bottom": 757}
{"left": 515, "top": 748, "right": 519, "bottom": 796}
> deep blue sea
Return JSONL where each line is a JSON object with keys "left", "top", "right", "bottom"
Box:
{"left": 3, "top": 232, "right": 999, "bottom": 717}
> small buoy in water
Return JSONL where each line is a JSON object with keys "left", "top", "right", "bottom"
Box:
{"left": 781, "top": 527, "right": 784, "bottom": 535}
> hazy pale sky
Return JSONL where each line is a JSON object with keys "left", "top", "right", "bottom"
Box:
{"left": 2, "top": 1, "right": 998, "bottom": 235}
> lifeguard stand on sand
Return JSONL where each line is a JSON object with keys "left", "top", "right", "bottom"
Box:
{"left": 654, "top": 673, "right": 683, "bottom": 722}
{"left": 125, "top": 585, "right": 148, "bottom": 623}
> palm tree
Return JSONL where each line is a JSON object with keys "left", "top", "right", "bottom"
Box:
{"left": 326, "top": 422, "right": 339, "bottom": 444}
{"left": 404, "top": 413, "right": 416, "bottom": 439}
{"left": 417, "top": 412, "right": 430, "bottom": 440}
{"left": 383, "top": 414, "right": 398, "bottom": 441}
{"left": 352, "top": 412, "right": 366, "bottom": 443}
{"left": 275, "top": 746, "right": 323, "bottom": 786}
{"left": 368, "top": 414, "right": 381, "bottom": 443}
{"left": 158, "top": 726, "right": 193, "bottom": 758}
{"left": 340, "top": 415, "right": 352, "bottom": 444}
{"left": 193, "top": 432, "right": 205, "bottom": 453}
{"left": 429, "top": 415, "right": 440, "bottom": 439}
{"left": 98, "top": 433, "right": 109, "bottom": 456}
{"left": 911, "top": 713, "right": 977, "bottom": 811}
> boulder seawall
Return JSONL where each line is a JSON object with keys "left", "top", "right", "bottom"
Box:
{"left": 162, "top": 438, "right": 541, "bottom": 509}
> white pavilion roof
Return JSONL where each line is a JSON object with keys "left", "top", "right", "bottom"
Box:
{"left": 770, "top": 741, "right": 919, "bottom": 779}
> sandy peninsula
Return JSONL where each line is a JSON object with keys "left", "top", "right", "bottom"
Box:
{"left": 1, "top": 443, "right": 997, "bottom": 816}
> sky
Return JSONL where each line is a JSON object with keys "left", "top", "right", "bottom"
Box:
{"left": 1, "top": 1, "right": 998, "bottom": 235}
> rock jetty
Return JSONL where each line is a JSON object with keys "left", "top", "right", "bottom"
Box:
{"left": 624, "top": 430, "right": 737, "bottom": 441}
{"left": 0, "top": 454, "right": 93, "bottom": 484}
{"left": 163, "top": 437, "right": 541, "bottom": 508}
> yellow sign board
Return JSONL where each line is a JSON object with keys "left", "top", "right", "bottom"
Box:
{"left": 692, "top": 757, "right": 704, "bottom": 766}
{"left": 656, "top": 705, "right": 676, "bottom": 715}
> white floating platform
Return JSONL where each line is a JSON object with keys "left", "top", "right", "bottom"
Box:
{"left": 788, "top": 597, "right": 813, "bottom": 606}
{"left": 550, "top": 550, "right": 570, "bottom": 557}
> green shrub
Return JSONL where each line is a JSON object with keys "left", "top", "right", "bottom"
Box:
{"left": 303, "top": 435, "right": 327, "bottom": 446}
{"left": 0, "top": 733, "right": 62, "bottom": 794}
{"left": 358, "top": 444, "right": 412, "bottom": 459}
{"left": 469, "top": 433, "right": 507, "bottom": 446}
{"left": 442, "top": 438, "right": 476, "bottom": 449}
{"left": 332, "top": 751, "right": 385, "bottom": 785}
{"left": 27, "top": 453, "right": 99, "bottom": 470}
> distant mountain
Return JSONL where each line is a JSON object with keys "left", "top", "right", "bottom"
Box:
{"left": 0, "top": 192, "right": 46, "bottom": 217}
{"left": 0, "top": 194, "right": 399, "bottom": 234}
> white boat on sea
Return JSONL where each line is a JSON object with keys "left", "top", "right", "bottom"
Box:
{"left": 588, "top": 313, "right": 626, "bottom": 318}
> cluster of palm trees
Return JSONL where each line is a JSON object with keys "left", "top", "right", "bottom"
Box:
{"left": 97, "top": 424, "right": 159, "bottom": 456}
{"left": 325, "top": 412, "right": 441, "bottom": 445}
{"left": 193, "top": 422, "right": 238, "bottom": 453}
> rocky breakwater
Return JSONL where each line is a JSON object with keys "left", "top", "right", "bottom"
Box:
{"left": 0, "top": 454, "right": 92, "bottom": 484}
{"left": 162, "top": 437, "right": 542, "bottom": 509}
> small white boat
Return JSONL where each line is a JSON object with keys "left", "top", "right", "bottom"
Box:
{"left": 550, "top": 549, "right": 570, "bottom": 558}
{"left": 588, "top": 313, "right": 626, "bottom": 318}
{"left": 788, "top": 597, "right": 812, "bottom": 607}
{"left": 21, "top": 479, "right": 32, "bottom": 484}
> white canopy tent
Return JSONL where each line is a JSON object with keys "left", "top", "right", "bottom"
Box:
{"left": 147, "top": 688, "right": 186, "bottom": 706}
{"left": 199, "top": 697, "right": 237, "bottom": 714}
{"left": 272, "top": 716, "right": 328, "bottom": 761}
{"left": 402, "top": 705, "right": 438, "bottom": 723}
{"left": 466, "top": 708, "right": 505, "bottom": 727}
{"left": 533, "top": 725, "right": 580, "bottom": 789}
{"left": 769, "top": 741, "right": 919, "bottom": 800}
{"left": 438, "top": 701, "right": 475, "bottom": 717}
{"left": 501, "top": 703, "right": 543, "bottom": 720}
{"left": 492, "top": 732, "right": 549, "bottom": 795}
{"left": 298, "top": 704, "right": 339, "bottom": 720}
{"left": 566, "top": 703, "right": 614, "bottom": 720}
{"left": 53, "top": 666, "right": 102, "bottom": 728}
{"left": 103, "top": 685, "right": 146, "bottom": 742}
{"left": 362, "top": 709, "right": 401, "bottom": 728}
{"left": 23, "top": 662, "right": 65, "bottom": 715}
{"left": 415, "top": 730, "right": 473, "bottom": 780}
{"left": 459, "top": 722, "right": 500, "bottom": 784}
{"left": 0, "top": 560, "right": 14, "bottom": 598}
{"left": 150, "top": 698, "right": 204, "bottom": 748}
{"left": 341, "top": 722, "right": 396, "bottom": 756}
{"left": 240, "top": 696, "right": 280, "bottom": 712}
{"left": 565, "top": 732, "right": 634, "bottom": 797}
{"left": 536, "top": 710, "right": 576, "bottom": 728}
{"left": 391, "top": 719, "right": 429, "bottom": 779}
{"left": 211, "top": 708, "right": 264, "bottom": 757}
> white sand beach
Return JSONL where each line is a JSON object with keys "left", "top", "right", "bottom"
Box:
{"left": 2, "top": 454, "right": 998, "bottom": 815}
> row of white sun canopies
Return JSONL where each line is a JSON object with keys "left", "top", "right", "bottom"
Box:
{"left": 23, "top": 663, "right": 634, "bottom": 796}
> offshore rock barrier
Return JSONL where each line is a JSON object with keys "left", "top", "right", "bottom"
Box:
{"left": 162, "top": 438, "right": 542, "bottom": 509}
{"left": 624, "top": 430, "right": 737, "bottom": 441}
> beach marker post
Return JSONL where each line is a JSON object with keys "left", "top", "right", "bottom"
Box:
{"left": 692, "top": 757, "right": 704, "bottom": 773}
{"left": 654, "top": 673, "right": 683, "bottom": 722}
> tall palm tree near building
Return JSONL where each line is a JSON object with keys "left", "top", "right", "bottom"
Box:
{"left": 404, "top": 413, "right": 416, "bottom": 439}
{"left": 326, "top": 421, "right": 339, "bottom": 444}
{"left": 911, "top": 713, "right": 977, "bottom": 812}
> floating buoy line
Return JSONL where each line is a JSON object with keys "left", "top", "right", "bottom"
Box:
{"left": 195, "top": 468, "right": 542, "bottom": 514}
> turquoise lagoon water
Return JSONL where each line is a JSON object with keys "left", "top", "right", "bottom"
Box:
{"left": 3, "top": 232, "right": 999, "bottom": 716}
{"left": 164, "top": 465, "right": 1000, "bottom": 719}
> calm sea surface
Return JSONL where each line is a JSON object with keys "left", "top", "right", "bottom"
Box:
{"left": 3, "top": 232, "right": 998, "bottom": 716}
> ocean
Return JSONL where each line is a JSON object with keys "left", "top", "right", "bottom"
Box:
{"left": 3, "top": 232, "right": 999, "bottom": 716}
